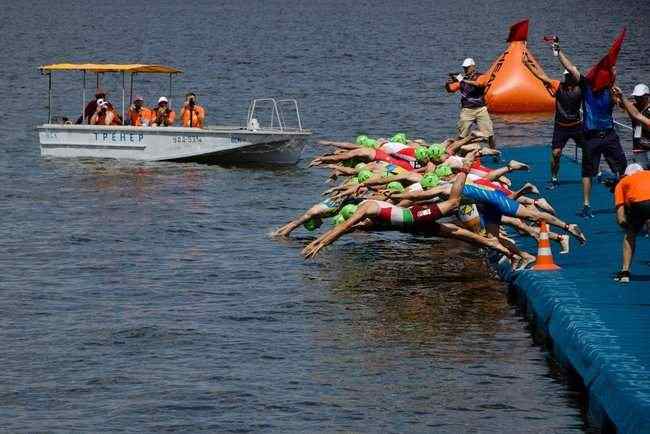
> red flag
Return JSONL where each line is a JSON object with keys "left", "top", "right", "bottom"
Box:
{"left": 507, "top": 19, "right": 529, "bottom": 42}
{"left": 586, "top": 28, "right": 626, "bottom": 92}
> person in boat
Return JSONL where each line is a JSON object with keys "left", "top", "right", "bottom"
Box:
{"left": 180, "top": 92, "right": 206, "bottom": 128}
{"left": 613, "top": 84, "right": 650, "bottom": 169}
{"left": 76, "top": 89, "right": 106, "bottom": 124}
{"left": 553, "top": 37, "right": 628, "bottom": 218}
{"left": 151, "top": 97, "right": 176, "bottom": 127}
{"left": 612, "top": 163, "right": 650, "bottom": 283}
{"left": 523, "top": 52, "right": 585, "bottom": 189}
{"left": 90, "top": 99, "right": 121, "bottom": 126}
{"left": 445, "top": 58, "right": 496, "bottom": 151}
{"left": 128, "top": 96, "right": 154, "bottom": 127}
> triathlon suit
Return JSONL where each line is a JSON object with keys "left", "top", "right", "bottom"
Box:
{"left": 467, "top": 173, "right": 513, "bottom": 196}
{"left": 373, "top": 149, "right": 418, "bottom": 171}
{"left": 372, "top": 200, "right": 442, "bottom": 233}
{"left": 631, "top": 105, "right": 650, "bottom": 169}
{"left": 378, "top": 141, "right": 430, "bottom": 163}
{"left": 461, "top": 184, "right": 521, "bottom": 226}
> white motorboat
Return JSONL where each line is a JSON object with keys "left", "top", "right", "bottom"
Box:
{"left": 37, "top": 63, "right": 311, "bottom": 164}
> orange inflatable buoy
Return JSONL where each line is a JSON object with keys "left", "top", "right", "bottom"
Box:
{"left": 482, "top": 19, "right": 556, "bottom": 114}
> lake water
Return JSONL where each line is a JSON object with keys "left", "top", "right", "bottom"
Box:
{"left": 2, "top": 0, "right": 646, "bottom": 432}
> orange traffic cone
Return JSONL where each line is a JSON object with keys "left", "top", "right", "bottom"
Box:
{"left": 532, "top": 220, "right": 561, "bottom": 271}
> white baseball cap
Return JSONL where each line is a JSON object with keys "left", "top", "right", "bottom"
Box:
{"left": 624, "top": 163, "right": 644, "bottom": 176}
{"left": 158, "top": 96, "right": 168, "bottom": 104}
{"left": 462, "top": 58, "right": 476, "bottom": 68}
{"left": 631, "top": 84, "right": 650, "bottom": 97}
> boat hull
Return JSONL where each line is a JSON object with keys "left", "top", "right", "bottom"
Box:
{"left": 37, "top": 124, "right": 310, "bottom": 165}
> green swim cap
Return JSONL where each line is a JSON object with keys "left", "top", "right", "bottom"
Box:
{"left": 428, "top": 144, "right": 445, "bottom": 162}
{"left": 390, "top": 132, "right": 408, "bottom": 144}
{"left": 356, "top": 169, "right": 373, "bottom": 183}
{"left": 420, "top": 173, "right": 440, "bottom": 190}
{"left": 361, "top": 138, "right": 378, "bottom": 149}
{"left": 332, "top": 214, "right": 346, "bottom": 225}
{"left": 303, "top": 217, "right": 323, "bottom": 231}
{"left": 354, "top": 162, "right": 367, "bottom": 170}
{"left": 340, "top": 204, "right": 359, "bottom": 220}
{"left": 355, "top": 134, "right": 369, "bottom": 145}
{"left": 386, "top": 181, "right": 405, "bottom": 192}
{"left": 415, "top": 147, "right": 430, "bottom": 163}
{"left": 434, "top": 163, "right": 453, "bottom": 178}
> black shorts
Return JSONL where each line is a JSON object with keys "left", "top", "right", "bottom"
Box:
{"left": 626, "top": 200, "right": 650, "bottom": 233}
{"left": 552, "top": 125, "right": 585, "bottom": 150}
{"left": 581, "top": 129, "right": 627, "bottom": 178}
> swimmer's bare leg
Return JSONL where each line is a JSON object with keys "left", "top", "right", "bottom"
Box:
{"left": 517, "top": 196, "right": 556, "bottom": 215}
{"left": 515, "top": 205, "right": 586, "bottom": 244}
{"left": 501, "top": 216, "right": 570, "bottom": 254}
{"left": 436, "top": 222, "right": 512, "bottom": 258}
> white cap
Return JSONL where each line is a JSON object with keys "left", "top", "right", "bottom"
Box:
{"left": 96, "top": 98, "right": 105, "bottom": 106}
{"left": 624, "top": 163, "right": 644, "bottom": 176}
{"left": 158, "top": 96, "right": 168, "bottom": 103}
{"left": 462, "top": 58, "right": 476, "bottom": 68}
{"left": 631, "top": 84, "right": 649, "bottom": 97}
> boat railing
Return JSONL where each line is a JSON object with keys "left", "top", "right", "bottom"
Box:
{"left": 246, "top": 98, "right": 304, "bottom": 132}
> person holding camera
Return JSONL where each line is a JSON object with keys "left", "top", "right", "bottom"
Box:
{"left": 90, "top": 99, "right": 121, "bottom": 126}
{"left": 128, "top": 95, "right": 154, "bottom": 126}
{"left": 151, "top": 96, "right": 176, "bottom": 127}
{"left": 445, "top": 58, "right": 496, "bottom": 151}
{"left": 180, "top": 92, "right": 206, "bottom": 128}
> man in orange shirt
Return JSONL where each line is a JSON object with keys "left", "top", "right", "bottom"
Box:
{"left": 128, "top": 96, "right": 154, "bottom": 126}
{"left": 445, "top": 58, "right": 495, "bottom": 151}
{"left": 613, "top": 163, "right": 650, "bottom": 282}
{"left": 151, "top": 97, "right": 176, "bottom": 127}
{"left": 180, "top": 92, "right": 206, "bottom": 128}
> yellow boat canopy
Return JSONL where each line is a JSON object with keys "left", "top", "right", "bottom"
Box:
{"left": 39, "top": 63, "right": 182, "bottom": 74}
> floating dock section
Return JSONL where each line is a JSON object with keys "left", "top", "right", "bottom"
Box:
{"left": 495, "top": 146, "right": 650, "bottom": 433}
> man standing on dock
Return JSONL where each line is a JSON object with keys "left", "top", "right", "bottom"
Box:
{"left": 613, "top": 163, "right": 650, "bottom": 282}
{"left": 445, "top": 58, "right": 496, "bottom": 152}
{"left": 552, "top": 31, "right": 628, "bottom": 218}
{"left": 523, "top": 54, "right": 584, "bottom": 189}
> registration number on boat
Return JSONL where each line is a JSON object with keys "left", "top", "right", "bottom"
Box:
{"left": 172, "top": 136, "right": 203, "bottom": 144}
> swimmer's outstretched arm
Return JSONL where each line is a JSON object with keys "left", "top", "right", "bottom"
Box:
{"left": 390, "top": 184, "right": 450, "bottom": 202}
{"left": 317, "top": 140, "right": 360, "bottom": 150}
{"left": 302, "top": 201, "right": 381, "bottom": 258}
{"left": 309, "top": 148, "right": 374, "bottom": 167}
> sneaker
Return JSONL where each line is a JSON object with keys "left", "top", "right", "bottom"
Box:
{"left": 614, "top": 270, "right": 630, "bottom": 283}
{"left": 546, "top": 177, "right": 559, "bottom": 190}
{"left": 580, "top": 205, "right": 594, "bottom": 218}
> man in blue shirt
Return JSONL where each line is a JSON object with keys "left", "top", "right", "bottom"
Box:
{"left": 554, "top": 40, "right": 627, "bottom": 217}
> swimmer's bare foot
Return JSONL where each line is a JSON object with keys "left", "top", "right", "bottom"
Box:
{"left": 567, "top": 224, "right": 587, "bottom": 245}
{"left": 521, "top": 182, "right": 540, "bottom": 196}
{"left": 534, "top": 198, "right": 556, "bottom": 215}
{"left": 517, "top": 252, "right": 537, "bottom": 270}
{"left": 508, "top": 160, "right": 530, "bottom": 171}
{"left": 559, "top": 234, "right": 570, "bottom": 254}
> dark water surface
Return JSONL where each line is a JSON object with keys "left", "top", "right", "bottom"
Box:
{"left": 2, "top": 0, "right": 648, "bottom": 432}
